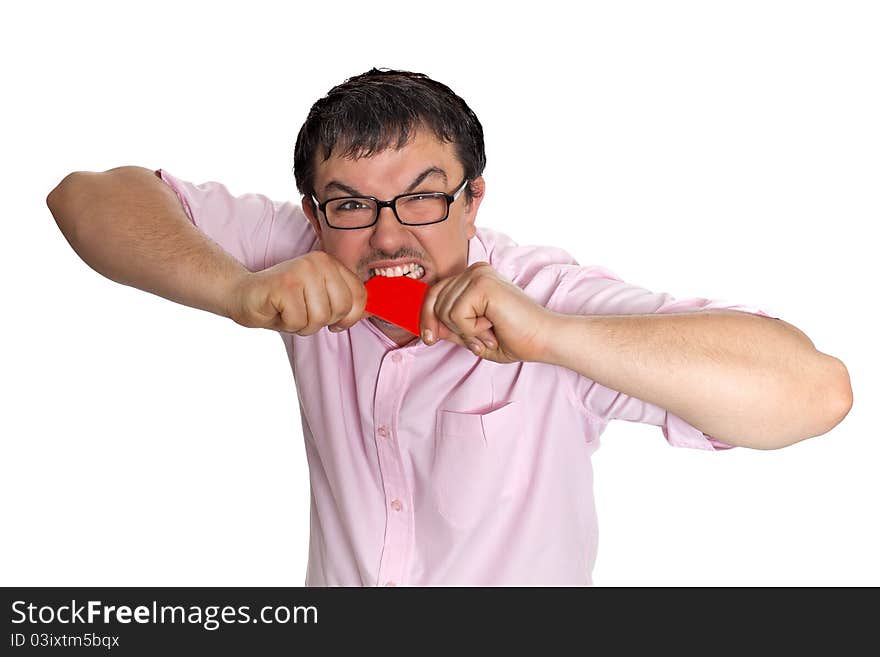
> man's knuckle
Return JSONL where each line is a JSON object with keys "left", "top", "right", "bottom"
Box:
{"left": 473, "top": 275, "right": 492, "bottom": 290}
{"left": 338, "top": 287, "right": 354, "bottom": 310}
{"left": 279, "top": 271, "right": 302, "bottom": 292}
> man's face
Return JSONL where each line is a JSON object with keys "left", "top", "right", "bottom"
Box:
{"left": 302, "top": 128, "right": 485, "bottom": 340}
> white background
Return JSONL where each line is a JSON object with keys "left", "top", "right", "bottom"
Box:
{"left": 2, "top": 0, "right": 877, "bottom": 586}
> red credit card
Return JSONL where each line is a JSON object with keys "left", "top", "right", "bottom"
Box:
{"left": 364, "top": 275, "right": 428, "bottom": 336}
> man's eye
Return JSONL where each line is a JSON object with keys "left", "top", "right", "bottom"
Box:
{"left": 338, "top": 200, "right": 369, "bottom": 211}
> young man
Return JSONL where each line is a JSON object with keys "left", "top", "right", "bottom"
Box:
{"left": 48, "top": 68, "right": 852, "bottom": 586}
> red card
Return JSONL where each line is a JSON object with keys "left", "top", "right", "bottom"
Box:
{"left": 364, "top": 275, "right": 428, "bottom": 336}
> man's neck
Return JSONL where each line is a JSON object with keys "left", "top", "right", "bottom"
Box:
{"left": 369, "top": 317, "right": 419, "bottom": 348}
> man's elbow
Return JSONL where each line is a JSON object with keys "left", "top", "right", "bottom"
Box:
{"left": 47, "top": 171, "right": 92, "bottom": 226}
{"left": 48, "top": 172, "right": 88, "bottom": 246}
{"left": 825, "top": 356, "right": 853, "bottom": 430}
{"left": 785, "top": 355, "right": 852, "bottom": 449}
{"left": 47, "top": 171, "right": 78, "bottom": 211}
{"left": 752, "top": 356, "right": 852, "bottom": 451}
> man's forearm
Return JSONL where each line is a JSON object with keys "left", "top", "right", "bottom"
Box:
{"left": 48, "top": 166, "right": 247, "bottom": 318}
{"left": 539, "top": 310, "right": 853, "bottom": 449}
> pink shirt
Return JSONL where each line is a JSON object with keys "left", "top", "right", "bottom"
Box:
{"left": 159, "top": 170, "right": 775, "bottom": 586}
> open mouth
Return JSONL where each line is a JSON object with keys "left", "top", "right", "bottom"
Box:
{"left": 368, "top": 263, "right": 426, "bottom": 280}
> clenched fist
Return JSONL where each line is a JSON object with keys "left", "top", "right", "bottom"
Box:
{"left": 419, "top": 261, "right": 553, "bottom": 364}
{"left": 227, "top": 251, "right": 367, "bottom": 335}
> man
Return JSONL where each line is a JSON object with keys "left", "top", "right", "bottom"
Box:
{"left": 48, "top": 68, "right": 852, "bottom": 586}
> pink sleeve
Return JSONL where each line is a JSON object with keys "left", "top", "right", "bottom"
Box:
{"left": 156, "top": 169, "right": 318, "bottom": 272}
{"left": 548, "top": 265, "right": 781, "bottom": 451}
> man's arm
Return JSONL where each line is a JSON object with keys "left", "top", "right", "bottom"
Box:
{"left": 47, "top": 166, "right": 366, "bottom": 334}
{"left": 419, "top": 263, "right": 853, "bottom": 450}
{"left": 47, "top": 166, "right": 248, "bottom": 317}
{"left": 540, "top": 310, "right": 853, "bottom": 450}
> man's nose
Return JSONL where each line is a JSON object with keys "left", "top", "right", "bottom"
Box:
{"left": 369, "top": 205, "right": 410, "bottom": 249}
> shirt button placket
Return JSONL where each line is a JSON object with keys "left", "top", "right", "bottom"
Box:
{"left": 374, "top": 349, "right": 413, "bottom": 587}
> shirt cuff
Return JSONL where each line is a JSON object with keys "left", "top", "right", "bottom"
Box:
{"left": 663, "top": 412, "right": 735, "bottom": 451}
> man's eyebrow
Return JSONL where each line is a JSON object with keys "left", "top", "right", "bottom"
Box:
{"left": 404, "top": 167, "right": 447, "bottom": 193}
{"left": 322, "top": 167, "right": 448, "bottom": 198}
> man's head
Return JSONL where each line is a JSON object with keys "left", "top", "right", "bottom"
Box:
{"left": 294, "top": 68, "right": 487, "bottom": 290}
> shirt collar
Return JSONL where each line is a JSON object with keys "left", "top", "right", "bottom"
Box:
{"left": 466, "top": 230, "right": 488, "bottom": 268}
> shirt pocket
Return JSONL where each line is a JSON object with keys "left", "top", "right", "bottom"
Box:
{"left": 432, "top": 401, "right": 523, "bottom": 530}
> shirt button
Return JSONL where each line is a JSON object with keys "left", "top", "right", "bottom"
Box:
{"left": 377, "top": 426, "right": 389, "bottom": 438}
{"left": 392, "top": 353, "right": 403, "bottom": 363}
{"left": 385, "top": 581, "right": 397, "bottom": 587}
{"left": 390, "top": 499, "right": 403, "bottom": 512}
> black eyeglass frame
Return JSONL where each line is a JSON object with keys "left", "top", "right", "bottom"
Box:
{"left": 311, "top": 178, "right": 470, "bottom": 230}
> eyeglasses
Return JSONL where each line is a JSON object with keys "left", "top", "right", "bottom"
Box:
{"left": 311, "top": 178, "right": 469, "bottom": 230}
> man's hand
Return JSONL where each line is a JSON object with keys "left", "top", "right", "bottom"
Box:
{"left": 419, "top": 262, "right": 553, "bottom": 364}
{"left": 228, "top": 251, "right": 367, "bottom": 335}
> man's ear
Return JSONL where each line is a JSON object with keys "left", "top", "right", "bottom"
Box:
{"left": 301, "top": 196, "right": 324, "bottom": 245}
{"left": 464, "top": 176, "right": 485, "bottom": 240}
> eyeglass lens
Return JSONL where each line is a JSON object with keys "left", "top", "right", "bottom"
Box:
{"left": 325, "top": 194, "right": 448, "bottom": 228}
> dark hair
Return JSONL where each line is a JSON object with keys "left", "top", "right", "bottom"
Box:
{"left": 293, "top": 68, "right": 486, "bottom": 203}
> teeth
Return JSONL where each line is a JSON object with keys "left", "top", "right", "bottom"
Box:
{"left": 369, "top": 263, "right": 425, "bottom": 280}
